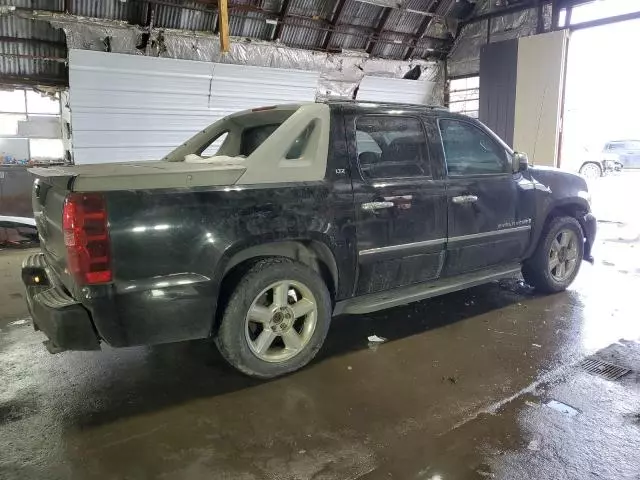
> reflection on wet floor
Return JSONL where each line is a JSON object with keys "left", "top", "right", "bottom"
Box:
{"left": 0, "top": 173, "right": 639, "bottom": 479}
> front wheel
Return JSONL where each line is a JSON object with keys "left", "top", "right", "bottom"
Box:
{"left": 522, "top": 216, "right": 584, "bottom": 293}
{"left": 215, "top": 258, "right": 332, "bottom": 378}
{"left": 579, "top": 162, "right": 602, "bottom": 179}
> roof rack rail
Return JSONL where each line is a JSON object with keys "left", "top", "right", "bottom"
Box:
{"left": 320, "top": 97, "right": 448, "bottom": 110}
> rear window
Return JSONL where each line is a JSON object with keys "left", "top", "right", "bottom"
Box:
{"left": 240, "top": 124, "right": 280, "bottom": 157}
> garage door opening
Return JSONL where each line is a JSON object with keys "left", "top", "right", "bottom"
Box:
{"left": 561, "top": 4, "right": 640, "bottom": 226}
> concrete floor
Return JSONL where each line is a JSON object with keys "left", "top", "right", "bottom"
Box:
{"left": 1, "top": 174, "right": 640, "bottom": 480}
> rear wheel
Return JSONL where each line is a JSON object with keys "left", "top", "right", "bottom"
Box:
{"left": 579, "top": 162, "right": 602, "bottom": 179}
{"left": 522, "top": 216, "right": 584, "bottom": 293}
{"left": 215, "top": 258, "right": 331, "bottom": 378}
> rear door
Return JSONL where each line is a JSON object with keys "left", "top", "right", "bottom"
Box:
{"left": 431, "top": 116, "right": 533, "bottom": 276}
{"left": 623, "top": 141, "right": 640, "bottom": 168}
{"left": 346, "top": 108, "right": 448, "bottom": 295}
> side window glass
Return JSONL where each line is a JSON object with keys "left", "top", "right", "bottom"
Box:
{"left": 439, "top": 119, "right": 508, "bottom": 176}
{"left": 286, "top": 123, "right": 314, "bottom": 160}
{"left": 355, "top": 115, "right": 430, "bottom": 180}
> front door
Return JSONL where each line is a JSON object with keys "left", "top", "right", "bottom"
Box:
{"left": 347, "top": 112, "right": 448, "bottom": 295}
{"left": 435, "top": 117, "right": 533, "bottom": 276}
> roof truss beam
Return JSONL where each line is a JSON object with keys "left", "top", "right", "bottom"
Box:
{"left": 366, "top": 6, "right": 393, "bottom": 54}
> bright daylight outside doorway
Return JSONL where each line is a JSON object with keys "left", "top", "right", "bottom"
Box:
{"left": 561, "top": 0, "right": 640, "bottom": 277}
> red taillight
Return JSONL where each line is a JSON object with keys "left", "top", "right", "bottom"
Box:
{"left": 62, "top": 192, "right": 112, "bottom": 285}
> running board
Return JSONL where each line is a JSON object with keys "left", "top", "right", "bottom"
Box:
{"left": 334, "top": 264, "right": 522, "bottom": 315}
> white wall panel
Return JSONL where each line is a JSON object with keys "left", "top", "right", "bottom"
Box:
{"left": 69, "top": 50, "right": 319, "bottom": 164}
{"left": 209, "top": 64, "right": 320, "bottom": 117}
{"left": 356, "top": 76, "right": 435, "bottom": 105}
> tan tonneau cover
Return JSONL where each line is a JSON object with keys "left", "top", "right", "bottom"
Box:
{"left": 29, "top": 161, "right": 246, "bottom": 192}
{"left": 29, "top": 103, "right": 329, "bottom": 192}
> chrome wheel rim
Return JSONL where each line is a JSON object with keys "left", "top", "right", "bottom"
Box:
{"left": 580, "top": 164, "right": 600, "bottom": 179}
{"left": 549, "top": 229, "right": 579, "bottom": 282}
{"left": 245, "top": 280, "right": 317, "bottom": 363}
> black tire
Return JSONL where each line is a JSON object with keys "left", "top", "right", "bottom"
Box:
{"left": 215, "top": 257, "right": 331, "bottom": 378}
{"left": 579, "top": 162, "right": 602, "bottom": 179}
{"left": 522, "top": 216, "right": 584, "bottom": 294}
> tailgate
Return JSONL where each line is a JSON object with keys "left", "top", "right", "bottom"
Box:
{"left": 31, "top": 171, "right": 75, "bottom": 291}
{"left": 29, "top": 160, "right": 247, "bottom": 290}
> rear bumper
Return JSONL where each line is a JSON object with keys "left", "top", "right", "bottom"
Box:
{"left": 581, "top": 212, "right": 597, "bottom": 264}
{"left": 21, "top": 253, "right": 100, "bottom": 352}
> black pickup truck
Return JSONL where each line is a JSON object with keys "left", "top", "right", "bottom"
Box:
{"left": 22, "top": 100, "right": 596, "bottom": 378}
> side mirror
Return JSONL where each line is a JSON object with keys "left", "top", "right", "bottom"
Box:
{"left": 513, "top": 152, "right": 529, "bottom": 173}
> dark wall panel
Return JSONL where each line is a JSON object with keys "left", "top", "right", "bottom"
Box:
{"left": 0, "top": 166, "right": 33, "bottom": 217}
{"left": 479, "top": 39, "right": 518, "bottom": 147}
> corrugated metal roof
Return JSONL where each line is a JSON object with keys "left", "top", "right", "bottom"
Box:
{"left": 0, "top": 14, "right": 66, "bottom": 84}
{"left": 434, "top": 0, "right": 459, "bottom": 16}
{"left": 261, "top": 0, "right": 285, "bottom": 12}
{"left": 384, "top": 0, "right": 431, "bottom": 34}
{"left": 279, "top": 17, "right": 326, "bottom": 48}
{"left": 230, "top": 11, "right": 273, "bottom": 40}
{"left": 0, "top": 0, "right": 63, "bottom": 9}
{"left": 339, "top": 0, "right": 383, "bottom": 28}
{"left": 424, "top": 16, "right": 451, "bottom": 39}
{"left": 328, "top": 25, "right": 368, "bottom": 50}
{"left": 412, "top": 36, "right": 440, "bottom": 57}
{"left": 0, "top": 12, "right": 64, "bottom": 42}
{"left": 288, "top": 0, "right": 334, "bottom": 19}
{"left": 154, "top": 1, "right": 218, "bottom": 30}
{"left": 0, "top": 0, "right": 479, "bottom": 86}
{"left": 371, "top": 31, "right": 408, "bottom": 58}
{"left": 68, "top": 0, "right": 134, "bottom": 20}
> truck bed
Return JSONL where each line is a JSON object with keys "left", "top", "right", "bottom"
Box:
{"left": 29, "top": 161, "right": 247, "bottom": 192}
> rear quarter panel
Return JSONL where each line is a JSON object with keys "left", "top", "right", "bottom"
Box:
{"left": 96, "top": 180, "right": 355, "bottom": 346}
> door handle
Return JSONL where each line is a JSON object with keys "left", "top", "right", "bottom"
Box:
{"left": 452, "top": 195, "right": 479, "bottom": 205}
{"left": 362, "top": 201, "right": 395, "bottom": 211}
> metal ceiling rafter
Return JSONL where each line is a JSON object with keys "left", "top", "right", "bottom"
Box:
{"left": 0, "top": 36, "right": 65, "bottom": 49}
{"left": 462, "top": 0, "right": 548, "bottom": 26}
{"left": 366, "top": 6, "right": 393, "bottom": 54}
{"left": 403, "top": 0, "right": 442, "bottom": 60}
{"left": 273, "top": 0, "right": 292, "bottom": 40}
{"left": 321, "top": 0, "right": 348, "bottom": 50}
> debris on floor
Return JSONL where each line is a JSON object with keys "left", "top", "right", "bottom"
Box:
{"left": 367, "top": 335, "right": 387, "bottom": 343}
{"left": 527, "top": 440, "right": 540, "bottom": 451}
{"left": 8, "top": 318, "right": 28, "bottom": 326}
{"left": 545, "top": 400, "right": 580, "bottom": 417}
{"left": 367, "top": 334, "right": 387, "bottom": 351}
{"left": 368, "top": 335, "right": 387, "bottom": 343}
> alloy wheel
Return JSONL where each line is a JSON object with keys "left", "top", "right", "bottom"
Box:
{"left": 244, "top": 280, "right": 317, "bottom": 362}
{"left": 548, "top": 229, "right": 579, "bottom": 282}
